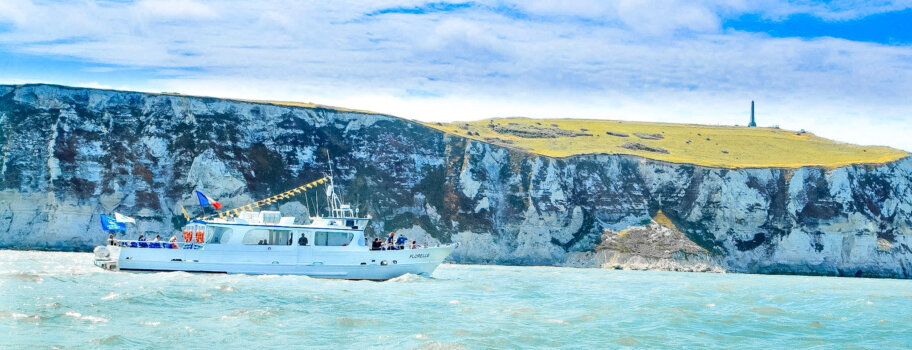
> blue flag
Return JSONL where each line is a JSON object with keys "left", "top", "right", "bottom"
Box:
{"left": 100, "top": 214, "right": 127, "bottom": 232}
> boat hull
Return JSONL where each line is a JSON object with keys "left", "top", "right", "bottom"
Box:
{"left": 99, "top": 245, "right": 455, "bottom": 280}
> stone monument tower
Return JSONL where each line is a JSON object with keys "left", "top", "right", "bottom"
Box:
{"left": 748, "top": 100, "right": 756, "bottom": 127}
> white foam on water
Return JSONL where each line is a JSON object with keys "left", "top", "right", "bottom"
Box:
{"left": 412, "top": 341, "right": 468, "bottom": 350}
{"left": 101, "top": 292, "right": 118, "bottom": 300}
{"left": 64, "top": 311, "right": 108, "bottom": 323}
{"left": 215, "top": 284, "right": 237, "bottom": 292}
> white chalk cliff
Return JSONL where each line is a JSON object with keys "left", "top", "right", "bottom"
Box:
{"left": 1, "top": 84, "right": 910, "bottom": 278}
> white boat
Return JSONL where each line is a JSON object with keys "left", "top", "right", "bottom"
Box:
{"left": 93, "top": 177, "right": 457, "bottom": 280}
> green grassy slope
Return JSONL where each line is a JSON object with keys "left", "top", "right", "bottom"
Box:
{"left": 425, "top": 118, "right": 907, "bottom": 169}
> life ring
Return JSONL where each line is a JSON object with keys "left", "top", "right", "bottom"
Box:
{"left": 195, "top": 230, "right": 204, "bottom": 243}
{"left": 183, "top": 230, "right": 192, "bottom": 242}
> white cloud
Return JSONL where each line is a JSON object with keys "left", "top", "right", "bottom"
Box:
{"left": 0, "top": 0, "right": 910, "bottom": 150}
{"left": 136, "top": 0, "right": 219, "bottom": 20}
{"left": 758, "top": 0, "right": 912, "bottom": 20}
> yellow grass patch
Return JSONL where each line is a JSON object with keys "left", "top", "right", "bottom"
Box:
{"left": 425, "top": 117, "right": 907, "bottom": 169}
{"left": 652, "top": 210, "right": 677, "bottom": 231}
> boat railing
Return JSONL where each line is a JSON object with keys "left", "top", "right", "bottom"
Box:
{"left": 372, "top": 242, "right": 459, "bottom": 251}
{"left": 113, "top": 240, "right": 458, "bottom": 250}
{"left": 114, "top": 240, "right": 202, "bottom": 249}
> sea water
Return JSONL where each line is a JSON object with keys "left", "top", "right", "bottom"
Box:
{"left": 1, "top": 250, "right": 910, "bottom": 349}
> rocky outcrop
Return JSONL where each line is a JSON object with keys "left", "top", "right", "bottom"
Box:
{"left": 2, "top": 84, "right": 911, "bottom": 278}
{"left": 583, "top": 216, "right": 723, "bottom": 272}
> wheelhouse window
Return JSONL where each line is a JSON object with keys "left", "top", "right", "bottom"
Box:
{"left": 242, "top": 229, "right": 293, "bottom": 245}
{"left": 314, "top": 231, "right": 354, "bottom": 246}
{"left": 207, "top": 226, "right": 233, "bottom": 244}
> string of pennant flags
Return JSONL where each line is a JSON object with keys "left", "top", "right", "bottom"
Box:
{"left": 188, "top": 177, "right": 329, "bottom": 221}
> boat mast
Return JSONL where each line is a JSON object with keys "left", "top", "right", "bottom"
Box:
{"left": 324, "top": 150, "right": 352, "bottom": 218}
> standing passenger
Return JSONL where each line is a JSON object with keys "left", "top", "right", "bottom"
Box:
{"left": 396, "top": 234, "right": 408, "bottom": 249}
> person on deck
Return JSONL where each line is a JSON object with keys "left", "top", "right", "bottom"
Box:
{"left": 396, "top": 234, "right": 408, "bottom": 250}
{"left": 137, "top": 234, "right": 147, "bottom": 248}
{"left": 386, "top": 232, "right": 396, "bottom": 250}
{"left": 169, "top": 236, "right": 178, "bottom": 249}
{"left": 410, "top": 240, "right": 417, "bottom": 249}
{"left": 107, "top": 234, "right": 116, "bottom": 246}
{"left": 371, "top": 238, "right": 382, "bottom": 251}
{"left": 298, "top": 234, "right": 309, "bottom": 246}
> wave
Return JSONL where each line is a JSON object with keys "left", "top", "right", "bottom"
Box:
{"left": 411, "top": 341, "right": 468, "bottom": 350}
{"left": 1, "top": 272, "right": 44, "bottom": 282}
{"left": 385, "top": 273, "right": 432, "bottom": 283}
{"left": 64, "top": 311, "right": 108, "bottom": 323}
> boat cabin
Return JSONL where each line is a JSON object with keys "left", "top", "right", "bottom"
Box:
{"left": 181, "top": 210, "right": 370, "bottom": 248}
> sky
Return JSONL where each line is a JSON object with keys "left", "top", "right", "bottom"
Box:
{"left": 1, "top": 0, "right": 911, "bottom": 150}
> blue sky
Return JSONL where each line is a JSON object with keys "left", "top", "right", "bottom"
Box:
{"left": 1, "top": 0, "right": 911, "bottom": 150}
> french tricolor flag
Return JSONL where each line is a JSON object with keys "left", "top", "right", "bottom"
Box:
{"left": 195, "top": 190, "right": 223, "bottom": 210}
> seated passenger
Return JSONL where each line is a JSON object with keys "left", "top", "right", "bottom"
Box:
{"left": 371, "top": 238, "right": 382, "bottom": 251}
{"left": 410, "top": 240, "right": 417, "bottom": 249}
{"left": 169, "top": 236, "right": 178, "bottom": 249}
{"left": 386, "top": 232, "right": 395, "bottom": 246}
{"left": 138, "top": 235, "right": 147, "bottom": 248}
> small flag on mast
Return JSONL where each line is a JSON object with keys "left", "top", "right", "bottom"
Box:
{"left": 180, "top": 205, "right": 190, "bottom": 221}
{"left": 114, "top": 212, "right": 136, "bottom": 224}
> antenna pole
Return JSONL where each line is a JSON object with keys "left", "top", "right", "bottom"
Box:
{"left": 325, "top": 149, "right": 343, "bottom": 216}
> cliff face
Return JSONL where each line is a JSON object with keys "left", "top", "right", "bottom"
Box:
{"left": 2, "top": 84, "right": 911, "bottom": 278}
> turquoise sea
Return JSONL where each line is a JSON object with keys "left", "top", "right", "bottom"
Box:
{"left": 1, "top": 250, "right": 910, "bottom": 349}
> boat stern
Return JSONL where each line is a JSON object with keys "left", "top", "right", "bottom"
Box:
{"left": 92, "top": 245, "right": 121, "bottom": 271}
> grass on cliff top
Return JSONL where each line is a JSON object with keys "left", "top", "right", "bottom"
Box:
{"left": 250, "top": 100, "right": 380, "bottom": 115}
{"left": 425, "top": 118, "right": 907, "bottom": 169}
{"left": 155, "top": 92, "right": 382, "bottom": 115}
